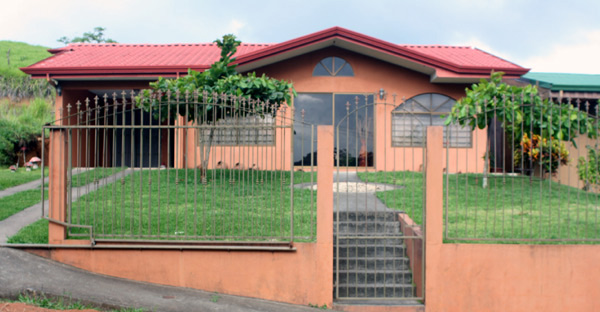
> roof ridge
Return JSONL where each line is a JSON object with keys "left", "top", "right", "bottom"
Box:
{"left": 65, "top": 43, "right": 271, "bottom": 47}
{"left": 400, "top": 44, "right": 472, "bottom": 48}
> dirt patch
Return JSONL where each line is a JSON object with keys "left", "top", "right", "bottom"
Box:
{"left": 0, "top": 302, "right": 97, "bottom": 312}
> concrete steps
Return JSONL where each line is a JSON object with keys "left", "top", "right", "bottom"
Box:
{"left": 334, "top": 211, "right": 416, "bottom": 300}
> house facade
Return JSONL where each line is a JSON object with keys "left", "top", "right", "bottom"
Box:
{"left": 22, "top": 27, "right": 529, "bottom": 173}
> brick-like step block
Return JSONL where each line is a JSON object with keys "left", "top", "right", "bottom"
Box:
{"left": 334, "top": 211, "right": 398, "bottom": 222}
{"left": 337, "top": 245, "right": 405, "bottom": 258}
{"left": 336, "top": 237, "right": 405, "bottom": 246}
{"left": 337, "top": 284, "right": 415, "bottom": 298}
{"left": 335, "top": 222, "right": 400, "bottom": 235}
{"left": 336, "top": 270, "right": 413, "bottom": 284}
{"left": 334, "top": 257, "right": 411, "bottom": 271}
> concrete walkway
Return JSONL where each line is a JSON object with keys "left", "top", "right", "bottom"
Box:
{"left": 0, "top": 169, "right": 132, "bottom": 244}
{"left": 0, "top": 247, "right": 315, "bottom": 312}
{"left": 295, "top": 171, "right": 401, "bottom": 212}
{"left": 0, "top": 168, "right": 93, "bottom": 199}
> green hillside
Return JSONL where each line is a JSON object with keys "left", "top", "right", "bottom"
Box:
{"left": 0, "top": 41, "right": 55, "bottom": 166}
{"left": 0, "top": 41, "right": 52, "bottom": 77}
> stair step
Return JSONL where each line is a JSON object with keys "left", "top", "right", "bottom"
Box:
{"left": 334, "top": 211, "right": 398, "bottom": 222}
{"left": 337, "top": 284, "right": 415, "bottom": 298}
{"left": 336, "top": 245, "right": 406, "bottom": 258}
{"left": 335, "top": 222, "right": 400, "bottom": 234}
{"left": 334, "top": 258, "right": 410, "bottom": 271}
{"left": 336, "top": 270, "right": 413, "bottom": 284}
{"left": 336, "top": 237, "right": 405, "bottom": 246}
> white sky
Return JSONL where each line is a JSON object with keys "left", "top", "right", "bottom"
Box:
{"left": 2, "top": 0, "right": 599, "bottom": 74}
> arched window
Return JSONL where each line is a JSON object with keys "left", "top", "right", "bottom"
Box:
{"left": 313, "top": 57, "right": 354, "bottom": 77}
{"left": 392, "top": 93, "right": 471, "bottom": 147}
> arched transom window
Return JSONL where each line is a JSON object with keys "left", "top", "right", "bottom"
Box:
{"left": 313, "top": 57, "right": 354, "bottom": 77}
{"left": 392, "top": 93, "right": 471, "bottom": 147}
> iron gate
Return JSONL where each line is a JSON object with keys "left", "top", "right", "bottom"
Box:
{"left": 334, "top": 95, "right": 426, "bottom": 302}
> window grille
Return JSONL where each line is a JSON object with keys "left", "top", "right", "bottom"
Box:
{"left": 313, "top": 57, "right": 354, "bottom": 77}
{"left": 198, "top": 115, "right": 275, "bottom": 146}
{"left": 392, "top": 93, "right": 471, "bottom": 148}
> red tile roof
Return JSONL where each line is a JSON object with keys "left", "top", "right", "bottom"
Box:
{"left": 399, "top": 45, "right": 520, "bottom": 71}
{"left": 21, "top": 27, "right": 528, "bottom": 81}
{"left": 24, "top": 43, "right": 270, "bottom": 77}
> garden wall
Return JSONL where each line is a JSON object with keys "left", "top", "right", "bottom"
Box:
{"left": 424, "top": 127, "right": 600, "bottom": 312}
{"left": 37, "top": 243, "right": 331, "bottom": 306}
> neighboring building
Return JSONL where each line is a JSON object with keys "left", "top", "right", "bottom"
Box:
{"left": 520, "top": 72, "right": 600, "bottom": 188}
{"left": 21, "top": 27, "right": 529, "bottom": 172}
{"left": 521, "top": 72, "right": 600, "bottom": 115}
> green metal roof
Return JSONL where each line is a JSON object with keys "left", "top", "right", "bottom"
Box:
{"left": 522, "top": 72, "right": 600, "bottom": 92}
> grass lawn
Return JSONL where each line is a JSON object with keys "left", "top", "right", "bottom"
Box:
{"left": 0, "top": 189, "right": 48, "bottom": 221}
{"left": 45, "top": 167, "right": 125, "bottom": 188}
{"left": 7, "top": 219, "right": 48, "bottom": 244}
{"left": 358, "top": 171, "right": 600, "bottom": 243}
{"left": 0, "top": 168, "right": 118, "bottom": 224}
{"left": 65, "top": 169, "right": 316, "bottom": 241}
{"left": 0, "top": 167, "right": 48, "bottom": 190}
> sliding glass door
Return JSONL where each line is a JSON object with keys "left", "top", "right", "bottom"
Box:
{"left": 293, "top": 93, "right": 374, "bottom": 166}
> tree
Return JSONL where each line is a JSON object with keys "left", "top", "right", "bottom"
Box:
{"left": 136, "top": 34, "right": 296, "bottom": 177}
{"left": 445, "top": 72, "right": 596, "bottom": 186}
{"left": 57, "top": 27, "right": 117, "bottom": 44}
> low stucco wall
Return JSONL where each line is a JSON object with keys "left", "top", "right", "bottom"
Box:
{"left": 39, "top": 243, "right": 331, "bottom": 306}
{"left": 426, "top": 243, "right": 600, "bottom": 312}
{"left": 425, "top": 126, "right": 600, "bottom": 312}
{"left": 398, "top": 213, "right": 423, "bottom": 299}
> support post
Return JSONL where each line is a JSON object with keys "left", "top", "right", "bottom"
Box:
{"left": 316, "top": 125, "right": 334, "bottom": 307}
{"left": 424, "top": 126, "right": 443, "bottom": 309}
{"left": 48, "top": 96, "right": 68, "bottom": 244}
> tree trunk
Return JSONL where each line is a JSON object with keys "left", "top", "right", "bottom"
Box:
{"left": 482, "top": 140, "right": 490, "bottom": 189}
{"left": 199, "top": 127, "right": 215, "bottom": 182}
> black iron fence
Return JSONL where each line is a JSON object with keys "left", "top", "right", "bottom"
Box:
{"left": 42, "top": 91, "right": 316, "bottom": 243}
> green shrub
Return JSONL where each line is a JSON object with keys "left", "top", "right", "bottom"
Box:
{"left": 0, "top": 98, "right": 53, "bottom": 165}
{"left": 0, "top": 119, "right": 19, "bottom": 165}
{"left": 577, "top": 145, "right": 600, "bottom": 190}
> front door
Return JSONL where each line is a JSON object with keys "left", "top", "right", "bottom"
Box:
{"left": 293, "top": 93, "right": 374, "bottom": 166}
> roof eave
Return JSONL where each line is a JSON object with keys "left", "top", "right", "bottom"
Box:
{"left": 21, "top": 65, "right": 210, "bottom": 79}
{"left": 432, "top": 68, "right": 528, "bottom": 83}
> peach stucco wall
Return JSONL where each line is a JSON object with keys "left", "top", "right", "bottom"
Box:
{"left": 46, "top": 243, "right": 331, "bottom": 306}
{"left": 255, "top": 46, "right": 485, "bottom": 173}
{"left": 425, "top": 127, "right": 600, "bottom": 312}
